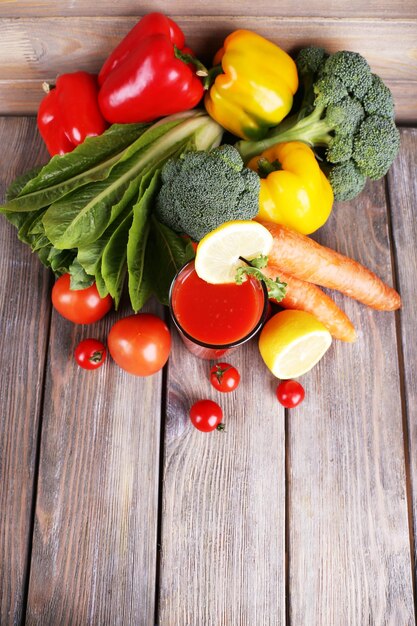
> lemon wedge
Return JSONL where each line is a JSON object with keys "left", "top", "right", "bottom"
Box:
{"left": 194, "top": 220, "right": 273, "bottom": 284}
{"left": 259, "top": 310, "right": 332, "bottom": 378}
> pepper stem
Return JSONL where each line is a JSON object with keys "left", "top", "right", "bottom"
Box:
{"left": 173, "top": 47, "right": 223, "bottom": 90}
{"left": 203, "top": 65, "right": 223, "bottom": 89}
{"left": 174, "top": 46, "right": 209, "bottom": 76}
{"left": 42, "top": 81, "right": 54, "bottom": 94}
{"left": 256, "top": 157, "right": 282, "bottom": 178}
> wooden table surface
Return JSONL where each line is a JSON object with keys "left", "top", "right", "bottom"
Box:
{"left": 1, "top": 3, "right": 417, "bottom": 623}
{"left": 1, "top": 117, "right": 416, "bottom": 625}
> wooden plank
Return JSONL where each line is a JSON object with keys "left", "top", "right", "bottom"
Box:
{"left": 157, "top": 331, "right": 286, "bottom": 624}
{"left": 0, "top": 16, "right": 416, "bottom": 84}
{"left": 0, "top": 16, "right": 416, "bottom": 121}
{"left": 25, "top": 302, "right": 164, "bottom": 625}
{"left": 1, "top": 16, "right": 416, "bottom": 81}
{"left": 1, "top": 78, "right": 414, "bottom": 125}
{"left": 287, "top": 182, "right": 415, "bottom": 624}
{"left": 387, "top": 128, "right": 417, "bottom": 599}
{"left": 0, "top": 118, "right": 51, "bottom": 625}
{"left": 1, "top": 0, "right": 416, "bottom": 18}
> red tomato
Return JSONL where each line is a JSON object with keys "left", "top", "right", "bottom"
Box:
{"left": 108, "top": 313, "right": 171, "bottom": 376}
{"left": 52, "top": 274, "right": 112, "bottom": 324}
{"left": 210, "top": 362, "right": 240, "bottom": 393}
{"left": 74, "top": 338, "right": 107, "bottom": 370}
{"left": 276, "top": 380, "right": 305, "bottom": 408}
{"left": 189, "top": 399, "right": 224, "bottom": 432}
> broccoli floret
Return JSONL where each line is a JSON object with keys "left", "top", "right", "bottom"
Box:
{"left": 296, "top": 46, "right": 327, "bottom": 76}
{"left": 362, "top": 74, "right": 395, "bottom": 118}
{"left": 295, "top": 47, "right": 329, "bottom": 116}
{"left": 155, "top": 145, "right": 260, "bottom": 241}
{"left": 352, "top": 115, "right": 400, "bottom": 179}
{"left": 326, "top": 135, "right": 354, "bottom": 164}
{"left": 326, "top": 161, "right": 367, "bottom": 201}
{"left": 320, "top": 51, "right": 373, "bottom": 99}
{"left": 326, "top": 97, "right": 365, "bottom": 135}
{"left": 237, "top": 47, "right": 400, "bottom": 201}
{"left": 314, "top": 75, "right": 348, "bottom": 107}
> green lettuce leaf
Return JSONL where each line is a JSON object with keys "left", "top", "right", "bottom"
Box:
{"left": 0, "top": 123, "right": 149, "bottom": 213}
{"left": 69, "top": 258, "right": 95, "bottom": 290}
{"left": 148, "top": 217, "right": 195, "bottom": 306}
{"left": 127, "top": 172, "right": 160, "bottom": 313}
{"left": 101, "top": 210, "right": 134, "bottom": 309}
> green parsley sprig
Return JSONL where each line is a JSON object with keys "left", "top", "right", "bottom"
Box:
{"left": 236, "top": 255, "right": 287, "bottom": 301}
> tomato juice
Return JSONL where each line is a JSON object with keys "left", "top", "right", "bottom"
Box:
{"left": 169, "top": 260, "right": 268, "bottom": 359}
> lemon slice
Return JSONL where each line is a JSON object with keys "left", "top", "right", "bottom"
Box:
{"left": 194, "top": 220, "right": 273, "bottom": 284}
{"left": 259, "top": 310, "right": 332, "bottom": 378}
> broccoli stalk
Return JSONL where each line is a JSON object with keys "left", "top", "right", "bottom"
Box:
{"left": 155, "top": 145, "right": 260, "bottom": 241}
{"left": 237, "top": 48, "right": 400, "bottom": 201}
{"left": 240, "top": 97, "right": 365, "bottom": 164}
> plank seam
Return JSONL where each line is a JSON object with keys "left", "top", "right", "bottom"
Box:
{"left": 153, "top": 307, "right": 170, "bottom": 626}
{"left": 19, "top": 273, "right": 54, "bottom": 625}
{"left": 384, "top": 169, "right": 417, "bottom": 623}
{"left": 1, "top": 16, "right": 417, "bottom": 22}
{"left": 285, "top": 409, "right": 291, "bottom": 626}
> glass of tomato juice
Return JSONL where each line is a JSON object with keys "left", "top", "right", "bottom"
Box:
{"left": 169, "top": 260, "right": 269, "bottom": 360}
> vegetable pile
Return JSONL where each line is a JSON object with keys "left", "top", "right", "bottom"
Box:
{"left": 237, "top": 47, "right": 400, "bottom": 200}
{"left": 2, "top": 111, "right": 222, "bottom": 310}
{"left": 0, "top": 11, "right": 403, "bottom": 418}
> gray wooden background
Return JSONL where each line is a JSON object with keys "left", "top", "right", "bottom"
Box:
{"left": 1, "top": 2, "right": 417, "bottom": 624}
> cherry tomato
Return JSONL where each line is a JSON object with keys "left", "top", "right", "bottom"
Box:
{"left": 210, "top": 362, "right": 240, "bottom": 393}
{"left": 74, "top": 338, "right": 107, "bottom": 370}
{"left": 276, "top": 380, "right": 305, "bottom": 408}
{"left": 108, "top": 313, "right": 171, "bottom": 376}
{"left": 189, "top": 399, "right": 224, "bottom": 432}
{"left": 52, "top": 274, "right": 112, "bottom": 324}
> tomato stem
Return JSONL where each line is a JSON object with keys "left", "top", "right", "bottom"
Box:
{"left": 89, "top": 350, "right": 104, "bottom": 364}
{"left": 215, "top": 364, "right": 230, "bottom": 383}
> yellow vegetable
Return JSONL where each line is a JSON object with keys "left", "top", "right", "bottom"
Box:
{"left": 204, "top": 30, "right": 298, "bottom": 140}
{"left": 258, "top": 309, "right": 332, "bottom": 379}
{"left": 247, "top": 141, "right": 334, "bottom": 235}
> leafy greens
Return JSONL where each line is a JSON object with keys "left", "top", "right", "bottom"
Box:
{"left": 0, "top": 110, "right": 223, "bottom": 311}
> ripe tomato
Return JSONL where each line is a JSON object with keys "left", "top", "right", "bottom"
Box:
{"left": 276, "top": 380, "right": 305, "bottom": 408}
{"left": 52, "top": 274, "right": 112, "bottom": 324}
{"left": 108, "top": 313, "right": 171, "bottom": 376}
{"left": 189, "top": 399, "right": 224, "bottom": 432}
{"left": 210, "top": 362, "right": 240, "bottom": 393}
{"left": 74, "top": 338, "right": 107, "bottom": 370}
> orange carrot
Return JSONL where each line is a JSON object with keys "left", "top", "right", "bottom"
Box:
{"left": 258, "top": 220, "right": 401, "bottom": 311}
{"left": 263, "top": 266, "right": 357, "bottom": 342}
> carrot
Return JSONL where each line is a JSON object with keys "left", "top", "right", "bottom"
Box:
{"left": 258, "top": 220, "right": 401, "bottom": 311}
{"left": 263, "top": 266, "right": 357, "bottom": 342}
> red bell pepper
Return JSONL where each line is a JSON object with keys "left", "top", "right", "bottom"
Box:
{"left": 37, "top": 71, "right": 108, "bottom": 156}
{"left": 98, "top": 12, "right": 204, "bottom": 124}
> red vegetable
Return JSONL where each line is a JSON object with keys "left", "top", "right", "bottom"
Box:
{"left": 189, "top": 400, "right": 224, "bottom": 432}
{"left": 210, "top": 363, "right": 240, "bottom": 393}
{"left": 52, "top": 274, "right": 113, "bottom": 324}
{"left": 98, "top": 12, "right": 204, "bottom": 123}
{"left": 74, "top": 339, "right": 107, "bottom": 370}
{"left": 37, "top": 71, "right": 108, "bottom": 156}
{"left": 107, "top": 314, "right": 171, "bottom": 376}
{"left": 276, "top": 380, "right": 305, "bottom": 408}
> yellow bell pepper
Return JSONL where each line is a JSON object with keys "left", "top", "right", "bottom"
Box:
{"left": 247, "top": 141, "right": 334, "bottom": 235}
{"left": 204, "top": 30, "right": 298, "bottom": 141}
